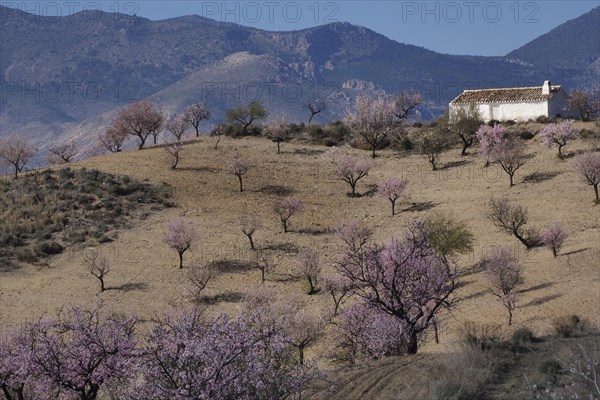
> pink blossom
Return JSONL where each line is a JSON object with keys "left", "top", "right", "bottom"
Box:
{"left": 333, "top": 154, "right": 374, "bottom": 196}
{"left": 539, "top": 120, "right": 579, "bottom": 157}
{"left": 273, "top": 197, "right": 303, "bottom": 233}
{"left": 163, "top": 218, "right": 198, "bottom": 268}
{"left": 476, "top": 124, "right": 506, "bottom": 161}
{"left": 572, "top": 151, "right": 600, "bottom": 203}
{"left": 377, "top": 178, "right": 407, "bottom": 215}
{"left": 541, "top": 223, "right": 568, "bottom": 257}
{"left": 480, "top": 246, "right": 524, "bottom": 325}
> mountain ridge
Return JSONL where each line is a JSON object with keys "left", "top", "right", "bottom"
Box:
{"left": 1, "top": 5, "right": 598, "bottom": 161}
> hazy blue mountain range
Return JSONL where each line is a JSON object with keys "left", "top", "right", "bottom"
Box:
{"left": 0, "top": 5, "right": 598, "bottom": 160}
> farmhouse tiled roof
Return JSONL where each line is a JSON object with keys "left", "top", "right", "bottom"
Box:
{"left": 451, "top": 85, "right": 561, "bottom": 104}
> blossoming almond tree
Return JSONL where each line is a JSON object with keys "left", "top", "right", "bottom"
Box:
{"left": 183, "top": 102, "right": 211, "bottom": 137}
{"left": 377, "top": 178, "right": 407, "bottom": 215}
{"left": 476, "top": 124, "right": 506, "bottom": 167}
{"left": 110, "top": 101, "right": 164, "bottom": 149}
{"left": 297, "top": 248, "right": 321, "bottom": 295}
{"left": 0, "top": 304, "right": 137, "bottom": 400}
{"left": 480, "top": 246, "right": 524, "bottom": 326}
{"left": 335, "top": 219, "right": 457, "bottom": 355}
{"left": 228, "top": 156, "right": 252, "bottom": 193}
{"left": 333, "top": 154, "right": 374, "bottom": 196}
{"left": 489, "top": 138, "right": 528, "bottom": 187}
{"left": 344, "top": 95, "right": 396, "bottom": 158}
{"left": 240, "top": 214, "right": 263, "bottom": 250}
{"left": 134, "top": 309, "right": 319, "bottom": 399}
{"left": 539, "top": 120, "right": 579, "bottom": 158}
{"left": 572, "top": 151, "right": 600, "bottom": 203}
{"left": 541, "top": 223, "right": 568, "bottom": 257}
{"left": 273, "top": 197, "right": 303, "bottom": 233}
{"left": 163, "top": 218, "right": 198, "bottom": 269}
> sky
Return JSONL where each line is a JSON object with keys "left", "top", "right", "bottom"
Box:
{"left": 2, "top": 1, "right": 598, "bottom": 56}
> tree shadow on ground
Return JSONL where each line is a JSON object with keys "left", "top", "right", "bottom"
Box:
{"left": 198, "top": 291, "right": 245, "bottom": 305}
{"left": 258, "top": 185, "right": 295, "bottom": 196}
{"left": 561, "top": 248, "right": 589, "bottom": 256}
{"left": 296, "top": 227, "right": 333, "bottom": 236}
{"left": 177, "top": 166, "right": 220, "bottom": 173}
{"left": 441, "top": 160, "right": 472, "bottom": 170}
{"left": 402, "top": 201, "right": 436, "bottom": 213}
{"left": 523, "top": 171, "right": 562, "bottom": 184}
{"left": 263, "top": 242, "right": 300, "bottom": 254}
{"left": 518, "top": 282, "right": 554, "bottom": 294}
{"left": 272, "top": 273, "right": 303, "bottom": 283}
{"left": 208, "top": 259, "right": 255, "bottom": 273}
{"left": 460, "top": 289, "right": 489, "bottom": 302}
{"left": 109, "top": 282, "right": 148, "bottom": 292}
{"left": 362, "top": 184, "right": 378, "bottom": 198}
{"left": 520, "top": 293, "right": 562, "bottom": 308}
{"left": 293, "top": 148, "right": 326, "bottom": 156}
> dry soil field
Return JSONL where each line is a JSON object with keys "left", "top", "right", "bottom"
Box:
{"left": 1, "top": 123, "right": 599, "bottom": 397}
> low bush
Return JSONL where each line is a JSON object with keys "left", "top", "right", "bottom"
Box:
{"left": 0, "top": 168, "right": 172, "bottom": 267}
{"left": 519, "top": 131, "right": 535, "bottom": 140}
{"left": 458, "top": 321, "right": 503, "bottom": 351}
{"left": 36, "top": 241, "right": 64, "bottom": 255}
{"left": 552, "top": 315, "right": 586, "bottom": 338}
{"left": 428, "top": 345, "right": 497, "bottom": 400}
{"left": 512, "top": 327, "right": 535, "bottom": 344}
{"left": 539, "top": 359, "right": 562, "bottom": 383}
{"left": 536, "top": 115, "right": 550, "bottom": 124}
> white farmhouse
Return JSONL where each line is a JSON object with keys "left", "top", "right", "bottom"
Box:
{"left": 449, "top": 81, "right": 577, "bottom": 122}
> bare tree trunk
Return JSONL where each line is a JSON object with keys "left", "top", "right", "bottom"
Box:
{"left": 513, "top": 229, "right": 532, "bottom": 249}
{"left": 406, "top": 332, "right": 418, "bottom": 354}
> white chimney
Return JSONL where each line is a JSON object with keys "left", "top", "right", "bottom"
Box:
{"left": 542, "top": 80, "right": 551, "bottom": 95}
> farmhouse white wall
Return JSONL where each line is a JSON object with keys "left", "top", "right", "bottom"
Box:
{"left": 482, "top": 100, "right": 547, "bottom": 122}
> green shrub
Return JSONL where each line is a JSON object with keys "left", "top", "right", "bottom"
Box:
{"left": 398, "top": 136, "right": 414, "bottom": 151}
{"left": 504, "top": 120, "right": 516, "bottom": 126}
